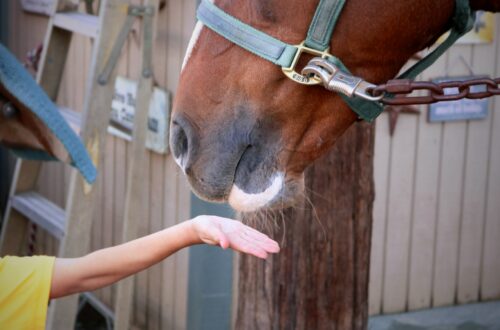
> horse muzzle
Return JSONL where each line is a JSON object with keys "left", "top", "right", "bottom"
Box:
{"left": 170, "top": 110, "right": 296, "bottom": 211}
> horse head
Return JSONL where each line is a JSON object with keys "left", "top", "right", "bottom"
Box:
{"left": 171, "top": 0, "right": 499, "bottom": 212}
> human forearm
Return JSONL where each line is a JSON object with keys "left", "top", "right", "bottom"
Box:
{"left": 49, "top": 215, "right": 280, "bottom": 299}
{"left": 50, "top": 221, "right": 199, "bottom": 298}
{"left": 80, "top": 220, "right": 198, "bottom": 281}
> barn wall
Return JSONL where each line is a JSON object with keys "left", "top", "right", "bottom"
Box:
{"left": 370, "top": 17, "right": 500, "bottom": 315}
{"left": 6, "top": 1, "right": 197, "bottom": 329}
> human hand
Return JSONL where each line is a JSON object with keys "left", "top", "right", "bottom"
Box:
{"left": 190, "top": 215, "right": 280, "bottom": 259}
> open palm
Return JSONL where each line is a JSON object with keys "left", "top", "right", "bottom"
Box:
{"left": 191, "top": 215, "right": 280, "bottom": 259}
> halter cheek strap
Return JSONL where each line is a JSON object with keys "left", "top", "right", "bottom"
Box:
{"left": 305, "top": 0, "right": 346, "bottom": 51}
{"left": 196, "top": 0, "right": 475, "bottom": 122}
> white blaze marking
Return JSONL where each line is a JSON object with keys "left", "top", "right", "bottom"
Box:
{"left": 181, "top": 21, "right": 204, "bottom": 72}
{"left": 228, "top": 173, "right": 284, "bottom": 212}
{"left": 181, "top": 0, "right": 215, "bottom": 72}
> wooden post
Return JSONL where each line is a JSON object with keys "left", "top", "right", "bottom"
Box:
{"left": 236, "top": 122, "right": 375, "bottom": 330}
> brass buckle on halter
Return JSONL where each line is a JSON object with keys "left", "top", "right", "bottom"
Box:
{"left": 282, "top": 41, "right": 332, "bottom": 85}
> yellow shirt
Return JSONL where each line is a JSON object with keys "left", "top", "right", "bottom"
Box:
{"left": 0, "top": 256, "right": 55, "bottom": 330}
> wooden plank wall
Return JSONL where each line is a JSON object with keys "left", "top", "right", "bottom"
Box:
{"left": 370, "top": 18, "right": 500, "bottom": 315}
{"left": 6, "top": 1, "right": 196, "bottom": 328}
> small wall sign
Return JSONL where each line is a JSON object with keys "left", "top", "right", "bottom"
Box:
{"left": 428, "top": 76, "right": 490, "bottom": 123}
{"left": 111, "top": 76, "right": 171, "bottom": 154}
{"left": 146, "top": 88, "right": 170, "bottom": 154}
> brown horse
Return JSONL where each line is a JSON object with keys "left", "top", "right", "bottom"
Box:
{"left": 171, "top": 0, "right": 500, "bottom": 212}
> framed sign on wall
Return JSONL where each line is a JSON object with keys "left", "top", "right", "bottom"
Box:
{"left": 110, "top": 76, "right": 171, "bottom": 154}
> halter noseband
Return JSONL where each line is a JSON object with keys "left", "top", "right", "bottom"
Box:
{"left": 197, "top": 0, "right": 475, "bottom": 121}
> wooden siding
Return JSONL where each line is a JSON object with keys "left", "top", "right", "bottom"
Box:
{"left": 6, "top": 1, "right": 196, "bottom": 329}
{"left": 370, "top": 19, "right": 500, "bottom": 315}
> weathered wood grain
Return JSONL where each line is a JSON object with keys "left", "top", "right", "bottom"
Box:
{"left": 236, "top": 122, "right": 375, "bottom": 330}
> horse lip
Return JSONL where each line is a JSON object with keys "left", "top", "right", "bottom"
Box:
{"left": 222, "top": 144, "right": 253, "bottom": 199}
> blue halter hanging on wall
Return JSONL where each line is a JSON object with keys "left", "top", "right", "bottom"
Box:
{"left": 0, "top": 43, "right": 96, "bottom": 183}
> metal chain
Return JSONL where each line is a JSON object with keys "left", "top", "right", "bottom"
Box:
{"left": 371, "top": 77, "right": 500, "bottom": 106}
{"left": 302, "top": 57, "right": 500, "bottom": 106}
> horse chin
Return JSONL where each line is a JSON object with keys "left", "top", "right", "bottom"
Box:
{"left": 228, "top": 172, "right": 283, "bottom": 212}
{"left": 228, "top": 172, "right": 304, "bottom": 212}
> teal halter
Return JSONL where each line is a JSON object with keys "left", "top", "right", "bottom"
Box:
{"left": 197, "top": 0, "right": 475, "bottom": 122}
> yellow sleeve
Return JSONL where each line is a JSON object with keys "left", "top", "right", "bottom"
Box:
{"left": 0, "top": 255, "right": 56, "bottom": 330}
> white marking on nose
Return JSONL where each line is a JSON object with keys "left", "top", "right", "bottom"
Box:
{"left": 228, "top": 173, "right": 284, "bottom": 212}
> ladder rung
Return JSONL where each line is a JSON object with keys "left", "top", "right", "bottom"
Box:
{"left": 53, "top": 12, "right": 99, "bottom": 38}
{"left": 10, "top": 192, "right": 66, "bottom": 240}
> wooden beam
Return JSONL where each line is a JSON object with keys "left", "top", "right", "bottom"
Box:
{"left": 236, "top": 122, "right": 375, "bottom": 329}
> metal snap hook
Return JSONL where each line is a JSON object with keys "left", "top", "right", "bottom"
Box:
{"left": 302, "top": 57, "right": 385, "bottom": 102}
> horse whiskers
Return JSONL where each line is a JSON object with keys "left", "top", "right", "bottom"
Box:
{"left": 253, "top": 210, "right": 263, "bottom": 231}
{"left": 242, "top": 211, "right": 257, "bottom": 229}
{"left": 239, "top": 199, "right": 293, "bottom": 245}
{"left": 300, "top": 190, "right": 327, "bottom": 242}
{"left": 263, "top": 210, "right": 271, "bottom": 234}
{"left": 254, "top": 209, "right": 271, "bottom": 234}
{"left": 260, "top": 209, "right": 267, "bottom": 233}
{"left": 266, "top": 209, "right": 275, "bottom": 232}
{"left": 266, "top": 209, "right": 276, "bottom": 236}
{"left": 304, "top": 186, "right": 330, "bottom": 203}
{"left": 279, "top": 207, "right": 286, "bottom": 247}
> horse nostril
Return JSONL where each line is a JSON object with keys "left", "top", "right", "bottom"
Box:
{"left": 170, "top": 115, "right": 199, "bottom": 170}
{"left": 172, "top": 121, "right": 188, "bottom": 159}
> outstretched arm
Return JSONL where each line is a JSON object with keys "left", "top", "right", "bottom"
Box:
{"left": 50, "top": 216, "right": 279, "bottom": 299}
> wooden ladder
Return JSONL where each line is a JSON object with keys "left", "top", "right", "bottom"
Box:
{"left": 0, "top": 0, "right": 159, "bottom": 329}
